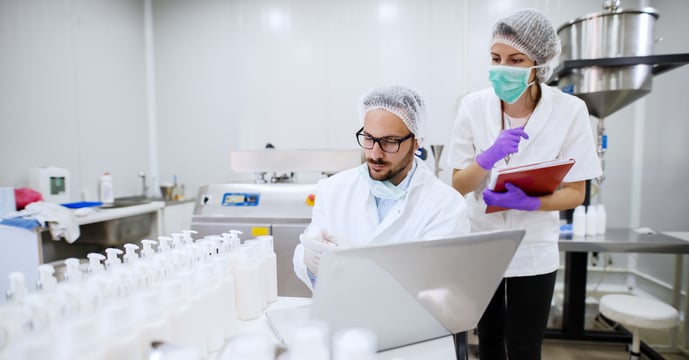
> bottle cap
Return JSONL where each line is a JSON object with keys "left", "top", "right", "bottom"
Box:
{"left": 37, "top": 264, "right": 57, "bottom": 291}
{"left": 140, "top": 239, "right": 157, "bottom": 258}
{"left": 182, "top": 230, "right": 198, "bottom": 244}
{"left": 7, "top": 272, "right": 27, "bottom": 303}
{"left": 64, "top": 258, "right": 82, "bottom": 282}
{"left": 87, "top": 253, "right": 106, "bottom": 273}
{"left": 104, "top": 248, "right": 123, "bottom": 269}
{"left": 123, "top": 243, "right": 140, "bottom": 264}
{"left": 158, "top": 236, "right": 173, "bottom": 253}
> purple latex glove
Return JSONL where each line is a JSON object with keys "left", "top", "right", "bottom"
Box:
{"left": 476, "top": 127, "right": 529, "bottom": 170}
{"left": 483, "top": 182, "right": 540, "bottom": 211}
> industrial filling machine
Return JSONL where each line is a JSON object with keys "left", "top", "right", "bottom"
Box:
{"left": 191, "top": 149, "right": 363, "bottom": 298}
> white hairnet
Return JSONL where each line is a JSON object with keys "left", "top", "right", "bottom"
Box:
{"left": 491, "top": 8, "right": 561, "bottom": 82}
{"left": 359, "top": 85, "right": 428, "bottom": 147}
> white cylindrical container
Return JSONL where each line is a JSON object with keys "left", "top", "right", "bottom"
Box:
{"left": 333, "top": 328, "right": 377, "bottom": 360}
{"left": 284, "top": 320, "right": 330, "bottom": 360}
{"left": 198, "top": 262, "right": 224, "bottom": 353}
{"left": 213, "top": 256, "right": 237, "bottom": 340}
{"left": 596, "top": 204, "right": 607, "bottom": 235}
{"left": 160, "top": 279, "right": 194, "bottom": 346}
{"left": 99, "top": 172, "right": 114, "bottom": 204}
{"left": 218, "top": 334, "right": 274, "bottom": 360}
{"left": 258, "top": 235, "right": 278, "bottom": 303}
{"left": 58, "top": 316, "right": 107, "bottom": 360}
{"left": 585, "top": 205, "right": 597, "bottom": 236}
{"left": 243, "top": 240, "right": 268, "bottom": 310}
{"left": 4, "top": 330, "right": 57, "bottom": 360}
{"left": 135, "top": 290, "right": 172, "bottom": 352}
{"left": 234, "top": 246, "right": 262, "bottom": 320}
{"left": 572, "top": 205, "right": 586, "bottom": 237}
{"left": 101, "top": 302, "right": 145, "bottom": 360}
{"left": 176, "top": 270, "right": 208, "bottom": 355}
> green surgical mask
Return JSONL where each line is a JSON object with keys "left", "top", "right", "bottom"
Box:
{"left": 488, "top": 65, "right": 541, "bottom": 104}
{"left": 358, "top": 163, "right": 407, "bottom": 200}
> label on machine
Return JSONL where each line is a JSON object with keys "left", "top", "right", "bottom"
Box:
{"left": 221, "top": 192, "right": 260, "bottom": 206}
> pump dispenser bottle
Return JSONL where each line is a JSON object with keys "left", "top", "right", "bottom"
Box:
{"left": 572, "top": 206, "right": 586, "bottom": 237}
{"left": 257, "top": 235, "right": 278, "bottom": 303}
{"left": 596, "top": 204, "right": 607, "bottom": 235}
{"left": 99, "top": 172, "right": 114, "bottom": 204}
{"left": 585, "top": 205, "right": 598, "bottom": 237}
{"left": 235, "top": 245, "right": 262, "bottom": 320}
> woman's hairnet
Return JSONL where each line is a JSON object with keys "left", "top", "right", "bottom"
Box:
{"left": 359, "top": 85, "right": 428, "bottom": 147}
{"left": 491, "top": 8, "right": 561, "bottom": 82}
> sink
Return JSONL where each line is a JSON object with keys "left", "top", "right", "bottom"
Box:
{"left": 101, "top": 196, "right": 154, "bottom": 208}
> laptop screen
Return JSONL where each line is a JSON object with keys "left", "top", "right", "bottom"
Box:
{"left": 308, "top": 229, "right": 525, "bottom": 351}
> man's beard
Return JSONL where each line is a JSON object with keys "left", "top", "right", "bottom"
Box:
{"left": 367, "top": 145, "right": 414, "bottom": 182}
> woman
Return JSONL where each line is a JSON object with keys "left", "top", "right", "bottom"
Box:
{"left": 447, "top": 9, "right": 602, "bottom": 360}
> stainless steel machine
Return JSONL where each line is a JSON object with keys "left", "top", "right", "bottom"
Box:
{"left": 549, "top": 0, "right": 689, "bottom": 202}
{"left": 191, "top": 183, "right": 316, "bottom": 297}
{"left": 547, "top": 2, "right": 689, "bottom": 357}
{"left": 191, "top": 148, "right": 363, "bottom": 297}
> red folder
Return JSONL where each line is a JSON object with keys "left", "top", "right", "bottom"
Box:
{"left": 485, "top": 158, "right": 576, "bottom": 213}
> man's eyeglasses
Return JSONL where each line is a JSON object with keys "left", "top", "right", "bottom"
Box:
{"left": 355, "top": 127, "right": 414, "bottom": 153}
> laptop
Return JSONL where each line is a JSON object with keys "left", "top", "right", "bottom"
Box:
{"left": 266, "top": 229, "right": 525, "bottom": 351}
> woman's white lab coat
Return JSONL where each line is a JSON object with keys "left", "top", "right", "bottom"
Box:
{"left": 293, "top": 157, "right": 470, "bottom": 289}
{"left": 447, "top": 84, "right": 602, "bottom": 277}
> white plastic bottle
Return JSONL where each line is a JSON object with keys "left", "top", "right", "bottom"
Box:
{"left": 281, "top": 320, "right": 330, "bottom": 360}
{"left": 572, "top": 206, "right": 586, "bottom": 237}
{"left": 585, "top": 205, "right": 598, "bottom": 237}
{"left": 99, "top": 172, "right": 114, "bottom": 204}
{"left": 332, "top": 328, "right": 377, "bottom": 360}
{"left": 219, "top": 334, "right": 274, "bottom": 360}
{"left": 257, "top": 235, "right": 278, "bottom": 303}
{"left": 213, "top": 255, "right": 237, "bottom": 339}
{"left": 100, "top": 302, "right": 146, "bottom": 360}
{"left": 596, "top": 204, "right": 607, "bottom": 235}
{"left": 235, "top": 245, "right": 262, "bottom": 320}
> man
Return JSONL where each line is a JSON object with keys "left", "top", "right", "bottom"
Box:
{"left": 293, "top": 85, "right": 470, "bottom": 289}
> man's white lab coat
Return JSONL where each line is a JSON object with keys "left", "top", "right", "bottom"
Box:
{"left": 293, "top": 157, "right": 470, "bottom": 289}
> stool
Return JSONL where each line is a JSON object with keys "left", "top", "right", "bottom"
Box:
{"left": 599, "top": 294, "right": 680, "bottom": 360}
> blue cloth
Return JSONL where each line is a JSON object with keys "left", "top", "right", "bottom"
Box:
{"left": 0, "top": 217, "right": 41, "bottom": 230}
{"left": 61, "top": 201, "right": 102, "bottom": 209}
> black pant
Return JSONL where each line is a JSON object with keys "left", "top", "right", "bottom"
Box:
{"left": 477, "top": 271, "right": 557, "bottom": 360}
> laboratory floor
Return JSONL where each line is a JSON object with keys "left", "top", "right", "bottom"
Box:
{"left": 465, "top": 332, "right": 689, "bottom": 360}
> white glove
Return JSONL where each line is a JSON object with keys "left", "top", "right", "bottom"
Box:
{"left": 322, "top": 230, "right": 352, "bottom": 249}
{"left": 300, "top": 228, "right": 337, "bottom": 275}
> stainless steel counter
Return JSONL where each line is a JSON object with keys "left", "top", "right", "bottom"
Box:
{"left": 559, "top": 228, "right": 689, "bottom": 254}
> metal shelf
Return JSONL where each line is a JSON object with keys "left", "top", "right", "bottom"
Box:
{"left": 548, "top": 53, "right": 689, "bottom": 85}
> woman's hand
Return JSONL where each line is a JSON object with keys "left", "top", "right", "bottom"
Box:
{"left": 483, "top": 182, "right": 540, "bottom": 211}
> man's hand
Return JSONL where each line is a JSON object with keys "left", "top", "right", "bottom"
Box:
{"left": 300, "top": 229, "right": 337, "bottom": 275}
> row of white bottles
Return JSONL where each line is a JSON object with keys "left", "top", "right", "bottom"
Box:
{"left": 0, "top": 228, "right": 286, "bottom": 359}
{"left": 572, "top": 204, "right": 607, "bottom": 237}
